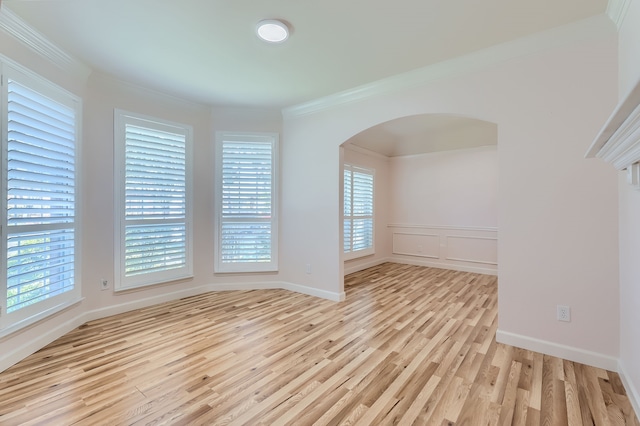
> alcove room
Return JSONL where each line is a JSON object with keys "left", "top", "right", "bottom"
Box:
{"left": 0, "top": 0, "right": 639, "bottom": 424}
{"left": 342, "top": 114, "right": 498, "bottom": 277}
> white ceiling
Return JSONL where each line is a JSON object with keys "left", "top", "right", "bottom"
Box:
{"left": 4, "top": 0, "right": 607, "bottom": 109}
{"left": 345, "top": 115, "right": 497, "bottom": 157}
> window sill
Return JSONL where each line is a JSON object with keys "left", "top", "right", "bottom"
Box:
{"left": 115, "top": 274, "right": 194, "bottom": 293}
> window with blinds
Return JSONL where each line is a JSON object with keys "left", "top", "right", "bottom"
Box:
{"left": 215, "top": 132, "right": 278, "bottom": 273}
{"left": 114, "top": 111, "right": 193, "bottom": 290}
{"left": 344, "top": 164, "right": 374, "bottom": 259}
{"left": 1, "top": 63, "right": 81, "bottom": 330}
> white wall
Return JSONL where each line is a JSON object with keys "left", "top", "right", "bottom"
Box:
{"left": 389, "top": 146, "right": 497, "bottom": 227}
{"left": 388, "top": 146, "right": 498, "bottom": 274}
{"left": 282, "top": 16, "right": 619, "bottom": 368}
{"left": 342, "top": 147, "right": 391, "bottom": 274}
{"left": 616, "top": 0, "right": 640, "bottom": 414}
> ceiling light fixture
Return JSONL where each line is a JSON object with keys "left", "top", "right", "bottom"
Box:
{"left": 256, "top": 19, "right": 289, "bottom": 43}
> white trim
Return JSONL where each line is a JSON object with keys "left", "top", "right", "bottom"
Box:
{"left": 444, "top": 235, "right": 498, "bottom": 265}
{"left": 214, "top": 132, "right": 279, "bottom": 273}
{"left": 586, "top": 77, "right": 640, "bottom": 171}
{"left": 343, "top": 144, "right": 390, "bottom": 161}
{"left": 606, "top": 0, "right": 633, "bottom": 29}
{"left": 343, "top": 164, "right": 375, "bottom": 260}
{"left": 444, "top": 256, "right": 498, "bottom": 266}
{"left": 0, "top": 6, "right": 89, "bottom": 78}
{"left": 388, "top": 256, "right": 498, "bottom": 276}
{"left": 0, "top": 280, "right": 344, "bottom": 373}
{"left": 113, "top": 109, "right": 194, "bottom": 291}
{"left": 0, "top": 297, "right": 83, "bottom": 339}
{"left": 344, "top": 257, "right": 390, "bottom": 275}
{"left": 618, "top": 361, "right": 640, "bottom": 420}
{"left": 392, "top": 232, "right": 440, "bottom": 259}
{"left": 386, "top": 144, "right": 497, "bottom": 160}
{"left": 206, "top": 281, "right": 344, "bottom": 302}
{"left": 282, "top": 15, "right": 613, "bottom": 119}
{"left": 388, "top": 223, "right": 498, "bottom": 232}
{"left": 282, "top": 282, "right": 345, "bottom": 302}
{"left": 0, "top": 60, "right": 83, "bottom": 331}
{"left": 496, "top": 329, "right": 618, "bottom": 371}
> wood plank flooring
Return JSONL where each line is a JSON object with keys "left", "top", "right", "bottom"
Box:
{"left": 0, "top": 263, "right": 637, "bottom": 425}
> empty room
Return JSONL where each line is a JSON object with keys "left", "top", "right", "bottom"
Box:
{"left": 0, "top": 0, "right": 640, "bottom": 424}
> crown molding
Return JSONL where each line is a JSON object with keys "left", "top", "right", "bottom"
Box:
{"left": 282, "top": 14, "right": 615, "bottom": 120}
{"left": 0, "top": 5, "right": 87, "bottom": 75}
{"left": 606, "top": 0, "right": 632, "bottom": 29}
{"left": 343, "top": 143, "right": 390, "bottom": 161}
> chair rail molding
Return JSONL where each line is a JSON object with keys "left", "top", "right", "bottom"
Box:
{"left": 586, "top": 77, "right": 640, "bottom": 185}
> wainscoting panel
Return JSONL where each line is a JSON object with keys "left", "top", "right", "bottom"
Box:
{"left": 388, "top": 224, "right": 498, "bottom": 274}
{"left": 446, "top": 235, "right": 497, "bottom": 265}
{"left": 392, "top": 233, "right": 440, "bottom": 258}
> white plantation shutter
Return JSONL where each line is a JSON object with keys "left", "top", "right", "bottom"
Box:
{"left": 215, "top": 133, "right": 278, "bottom": 272}
{"left": 115, "top": 111, "right": 192, "bottom": 289}
{"left": 1, "top": 64, "right": 81, "bottom": 328}
{"left": 344, "top": 165, "right": 374, "bottom": 259}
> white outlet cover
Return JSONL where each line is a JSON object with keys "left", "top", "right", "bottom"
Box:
{"left": 557, "top": 305, "right": 571, "bottom": 322}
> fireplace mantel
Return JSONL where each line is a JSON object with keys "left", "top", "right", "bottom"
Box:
{"left": 586, "top": 79, "right": 640, "bottom": 184}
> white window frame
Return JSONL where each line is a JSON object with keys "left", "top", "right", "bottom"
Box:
{"left": 214, "top": 132, "right": 278, "bottom": 273}
{"left": 343, "top": 164, "right": 375, "bottom": 260}
{"left": 114, "top": 110, "right": 193, "bottom": 291}
{"left": 0, "top": 58, "right": 82, "bottom": 334}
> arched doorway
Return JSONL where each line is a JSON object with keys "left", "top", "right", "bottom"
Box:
{"left": 340, "top": 114, "right": 498, "bottom": 282}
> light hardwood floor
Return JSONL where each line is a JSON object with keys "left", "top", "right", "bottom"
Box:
{"left": 0, "top": 263, "right": 637, "bottom": 425}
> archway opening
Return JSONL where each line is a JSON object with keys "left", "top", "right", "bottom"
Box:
{"left": 340, "top": 113, "right": 499, "bottom": 284}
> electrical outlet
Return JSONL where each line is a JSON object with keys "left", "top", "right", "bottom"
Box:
{"left": 100, "top": 279, "right": 109, "bottom": 291}
{"left": 305, "top": 264, "right": 312, "bottom": 274}
{"left": 557, "top": 305, "right": 571, "bottom": 322}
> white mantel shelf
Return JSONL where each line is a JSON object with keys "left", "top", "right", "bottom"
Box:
{"left": 586, "top": 78, "right": 640, "bottom": 172}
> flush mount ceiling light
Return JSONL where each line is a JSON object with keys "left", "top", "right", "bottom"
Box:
{"left": 256, "top": 19, "right": 289, "bottom": 43}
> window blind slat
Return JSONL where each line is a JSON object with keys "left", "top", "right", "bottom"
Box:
{"left": 116, "top": 115, "right": 191, "bottom": 286}
{"left": 344, "top": 166, "right": 374, "bottom": 255}
{"left": 124, "top": 124, "right": 186, "bottom": 224}
{"left": 4, "top": 74, "right": 77, "bottom": 321}
{"left": 219, "top": 139, "right": 275, "bottom": 266}
{"left": 6, "top": 229, "right": 75, "bottom": 313}
{"left": 123, "top": 223, "right": 186, "bottom": 276}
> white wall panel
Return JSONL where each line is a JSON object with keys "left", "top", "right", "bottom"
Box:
{"left": 446, "top": 235, "right": 497, "bottom": 265}
{"left": 389, "top": 225, "right": 498, "bottom": 274}
{"left": 392, "top": 233, "right": 440, "bottom": 258}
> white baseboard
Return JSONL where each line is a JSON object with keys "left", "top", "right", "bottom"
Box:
{"left": 208, "top": 281, "right": 345, "bottom": 302}
{"left": 0, "top": 280, "right": 343, "bottom": 373}
{"left": 344, "top": 257, "right": 391, "bottom": 275}
{"left": 0, "top": 310, "right": 88, "bottom": 375}
{"left": 207, "top": 281, "right": 282, "bottom": 292}
{"left": 84, "top": 284, "right": 213, "bottom": 323}
{"left": 281, "top": 282, "right": 345, "bottom": 302}
{"left": 618, "top": 361, "right": 640, "bottom": 420}
{"left": 388, "top": 256, "right": 498, "bottom": 276}
{"left": 496, "top": 329, "right": 618, "bottom": 371}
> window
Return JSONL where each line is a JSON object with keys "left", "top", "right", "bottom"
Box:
{"left": 1, "top": 61, "right": 81, "bottom": 332}
{"left": 114, "top": 110, "right": 193, "bottom": 290}
{"left": 214, "top": 132, "right": 278, "bottom": 273}
{"left": 344, "top": 164, "right": 374, "bottom": 259}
